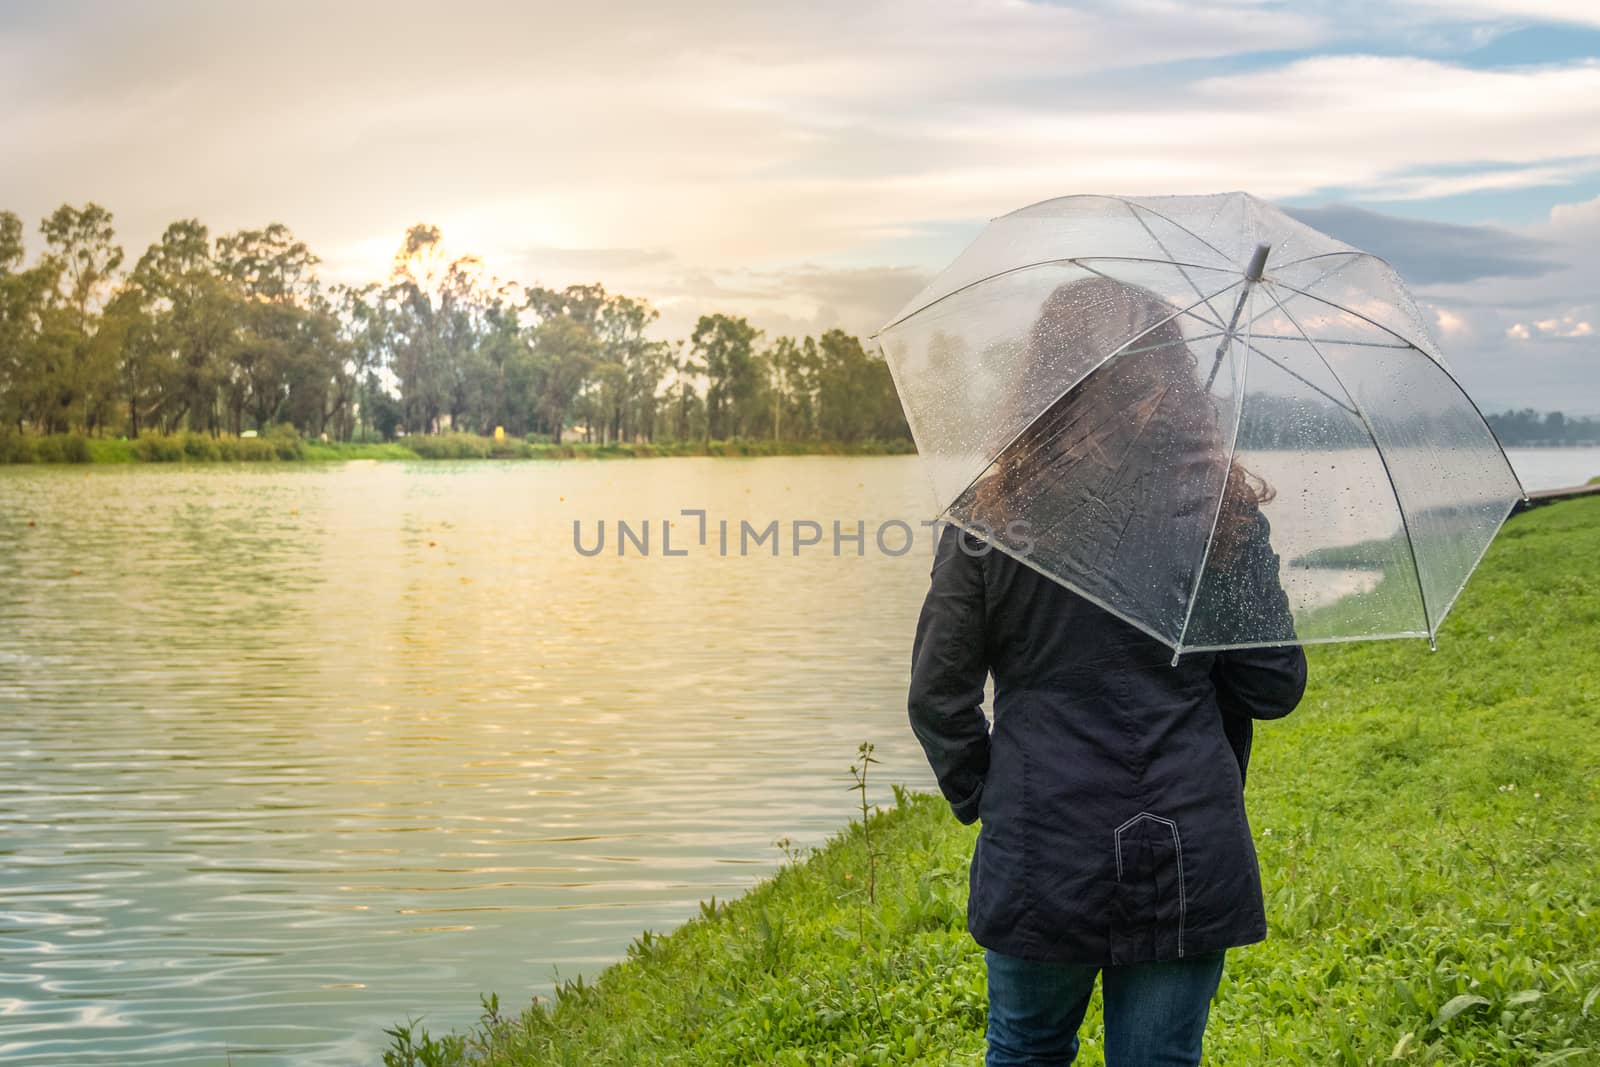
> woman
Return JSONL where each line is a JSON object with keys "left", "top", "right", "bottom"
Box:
{"left": 908, "top": 276, "right": 1307, "bottom": 1066}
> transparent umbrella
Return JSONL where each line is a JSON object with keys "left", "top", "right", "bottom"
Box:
{"left": 874, "top": 192, "right": 1525, "bottom": 658}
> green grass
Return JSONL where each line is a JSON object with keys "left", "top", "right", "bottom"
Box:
{"left": 391, "top": 498, "right": 1600, "bottom": 1066}
{"left": 300, "top": 439, "right": 420, "bottom": 461}
{"left": 0, "top": 430, "right": 914, "bottom": 465}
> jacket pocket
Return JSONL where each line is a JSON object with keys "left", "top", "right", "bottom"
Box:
{"left": 1110, "top": 811, "right": 1186, "bottom": 963}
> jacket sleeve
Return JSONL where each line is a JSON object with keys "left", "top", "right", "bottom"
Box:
{"left": 908, "top": 523, "right": 991, "bottom": 824}
{"left": 1213, "top": 644, "right": 1307, "bottom": 721}
{"left": 1211, "top": 509, "right": 1308, "bottom": 723}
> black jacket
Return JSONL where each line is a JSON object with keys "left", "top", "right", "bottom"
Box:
{"left": 908, "top": 521, "right": 1307, "bottom": 965}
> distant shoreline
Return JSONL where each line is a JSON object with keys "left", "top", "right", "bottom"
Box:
{"left": 0, "top": 430, "right": 916, "bottom": 465}
{"left": 1503, "top": 441, "right": 1600, "bottom": 449}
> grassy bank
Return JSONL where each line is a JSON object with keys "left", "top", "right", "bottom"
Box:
{"left": 0, "top": 429, "right": 914, "bottom": 465}
{"left": 388, "top": 495, "right": 1600, "bottom": 1066}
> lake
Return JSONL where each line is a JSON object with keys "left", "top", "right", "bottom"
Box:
{"left": 1504, "top": 446, "right": 1600, "bottom": 492}
{"left": 1, "top": 446, "right": 1593, "bottom": 1065}
{"left": 0, "top": 457, "right": 948, "bottom": 1066}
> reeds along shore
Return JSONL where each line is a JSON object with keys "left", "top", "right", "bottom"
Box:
{"left": 0, "top": 429, "right": 917, "bottom": 464}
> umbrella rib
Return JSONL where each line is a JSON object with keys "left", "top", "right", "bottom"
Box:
{"left": 1124, "top": 201, "right": 1227, "bottom": 330}
{"left": 940, "top": 516, "right": 1183, "bottom": 651}
{"left": 1071, "top": 261, "right": 1239, "bottom": 337}
{"left": 1116, "top": 329, "right": 1370, "bottom": 415}
{"left": 1266, "top": 281, "right": 1527, "bottom": 501}
{"left": 1267, "top": 279, "right": 1436, "bottom": 354}
{"left": 1424, "top": 496, "right": 1522, "bottom": 644}
{"left": 875, "top": 256, "right": 1234, "bottom": 334}
{"left": 1179, "top": 630, "right": 1430, "bottom": 655}
{"left": 1119, "top": 198, "right": 1238, "bottom": 273}
{"left": 1172, "top": 297, "right": 1254, "bottom": 661}
{"left": 1234, "top": 340, "right": 1361, "bottom": 417}
{"left": 1269, "top": 248, "right": 1433, "bottom": 289}
{"left": 1260, "top": 283, "right": 1435, "bottom": 644}
{"left": 1198, "top": 195, "right": 1235, "bottom": 252}
{"left": 1250, "top": 334, "right": 1409, "bottom": 349}
{"left": 1234, "top": 253, "right": 1366, "bottom": 337}
{"left": 995, "top": 194, "right": 1240, "bottom": 271}
{"left": 1169, "top": 329, "right": 1363, "bottom": 413}
{"left": 1268, "top": 249, "right": 1373, "bottom": 271}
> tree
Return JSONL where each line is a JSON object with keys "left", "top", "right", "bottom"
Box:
{"left": 662, "top": 339, "right": 705, "bottom": 443}
{"left": 691, "top": 313, "right": 761, "bottom": 440}
{"left": 336, "top": 283, "right": 390, "bottom": 441}
{"left": 387, "top": 224, "right": 449, "bottom": 434}
{"left": 129, "top": 220, "right": 238, "bottom": 433}
{"left": 436, "top": 257, "right": 501, "bottom": 434}
{"left": 385, "top": 225, "right": 502, "bottom": 435}
{"left": 0, "top": 212, "right": 56, "bottom": 430}
{"left": 528, "top": 313, "right": 597, "bottom": 444}
{"left": 479, "top": 299, "right": 529, "bottom": 436}
{"left": 594, "top": 292, "right": 661, "bottom": 443}
{"left": 38, "top": 203, "right": 124, "bottom": 432}
{"left": 216, "top": 224, "right": 334, "bottom": 434}
{"left": 815, "top": 329, "right": 910, "bottom": 442}
{"left": 760, "top": 335, "right": 811, "bottom": 441}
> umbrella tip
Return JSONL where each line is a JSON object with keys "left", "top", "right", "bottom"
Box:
{"left": 1245, "top": 243, "right": 1271, "bottom": 283}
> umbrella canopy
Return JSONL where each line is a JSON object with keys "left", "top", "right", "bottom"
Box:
{"left": 875, "top": 192, "right": 1524, "bottom": 656}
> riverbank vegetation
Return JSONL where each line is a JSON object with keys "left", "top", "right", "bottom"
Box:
{"left": 389, "top": 495, "right": 1600, "bottom": 1066}
{"left": 0, "top": 204, "right": 909, "bottom": 450}
{"left": 0, "top": 427, "right": 914, "bottom": 465}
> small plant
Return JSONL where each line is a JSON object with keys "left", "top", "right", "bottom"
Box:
{"left": 381, "top": 1016, "right": 465, "bottom": 1067}
{"left": 477, "top": 991, "right": 501, "bottom": 1029}
{"left": 773, "top": 835, "right": 803, "bottom": 863}
{"left": 848, "top": 741, "right": 881, "bottom": 905}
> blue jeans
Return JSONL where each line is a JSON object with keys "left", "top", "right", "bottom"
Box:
{"left": 985, "top": 948, "right": 1226, "bottom": 1066}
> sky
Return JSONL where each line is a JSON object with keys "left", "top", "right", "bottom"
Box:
{"left": 1, "top": 0, "right": 1597, "bottom": 413}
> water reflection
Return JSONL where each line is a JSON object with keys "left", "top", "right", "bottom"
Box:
{"left": 0, "top": 458, "right": 940, "bottom": 1065}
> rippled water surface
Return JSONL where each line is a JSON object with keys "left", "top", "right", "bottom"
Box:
{"left": 0, "top": 458, "right": 943, "bottom": 1065}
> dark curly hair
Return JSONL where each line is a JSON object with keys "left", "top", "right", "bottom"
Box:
{"left": 969, "top": 275, "right": 1273, "bottom": 572}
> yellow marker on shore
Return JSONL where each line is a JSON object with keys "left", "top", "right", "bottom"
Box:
{"left": 493, "top": 425, "right": 506, "bottom": 444}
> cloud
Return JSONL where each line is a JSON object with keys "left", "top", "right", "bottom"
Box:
{"left": 1512, "top": 314, "right": 1594, "bottom": 339}
{"left": 1345, "top": 160, "right": 1600, "bottom": 202}
{"left": 1523, "top": 313, "right": 1587, "bottom": 337}
{"left": 1547, "top": 195, "right": 1600, "bottom": 229}
{"left": 508, "top": 246, "right": 675, "bottom": 274}
{"left": 648, "top": 263, "right": 930, "bottom": 341}
{"left": 1434, "top": 307, "right": 1469, "bottom": 336}
{"left": 1399, "top": 0, "right": 1600, "bottom": 29}
{"left": 1283, "top": 204, "right": 1563, "bottom": 283}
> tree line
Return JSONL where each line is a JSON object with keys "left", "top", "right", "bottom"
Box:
{"left": 1484, "top": 409, "right": 1600, "bottom": 447}
{"left": 0, "top": 204, "right": 911, "bottom": 446}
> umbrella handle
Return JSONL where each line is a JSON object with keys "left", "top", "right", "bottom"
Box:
{"left": 1243, "top": 242, "right": 1270, "bottom": 284}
